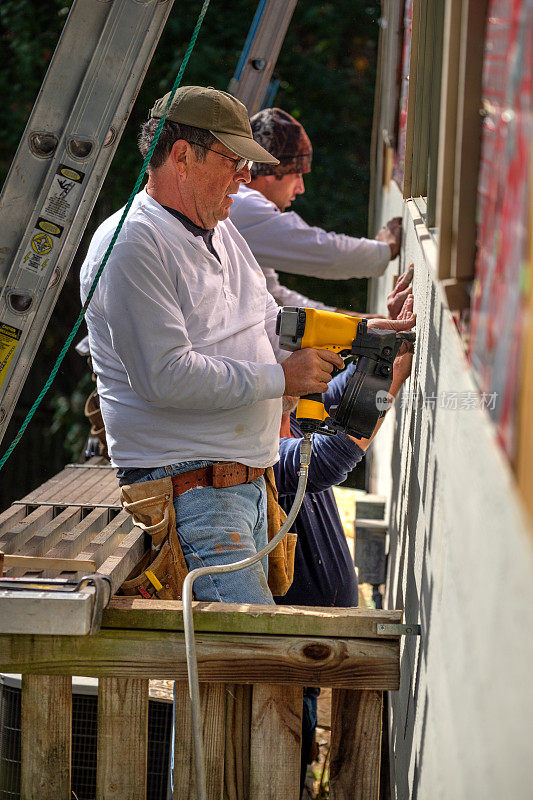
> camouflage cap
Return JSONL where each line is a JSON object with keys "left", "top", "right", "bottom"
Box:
{"left": 250, "top": 108, "right": 312, "bottom": 177}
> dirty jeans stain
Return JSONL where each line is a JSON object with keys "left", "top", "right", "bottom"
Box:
{"left": 119, "top": 459, "right": 274, "bottom": 605}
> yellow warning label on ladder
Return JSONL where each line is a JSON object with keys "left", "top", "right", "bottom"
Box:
{"left": 0, "top": 322, "right": 22, "bottom": 389}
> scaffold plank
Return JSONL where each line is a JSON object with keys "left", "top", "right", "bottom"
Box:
{"left": 103, "top": 597, "right": 404, "bottom": 640}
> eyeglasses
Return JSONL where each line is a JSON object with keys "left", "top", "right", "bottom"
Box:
{"left": 190, "top": 143, "right": 253, "bottom": 173}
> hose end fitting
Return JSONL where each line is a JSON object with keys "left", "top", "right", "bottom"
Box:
{"left": 299, "top": 434, "right": 312, "bottom": 466}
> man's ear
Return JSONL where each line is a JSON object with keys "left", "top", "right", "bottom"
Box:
{"left": 170, "top": 139, "right": 190, "bottom": 176}
{"left": 249, "top": 174, "right": 276, "bottom": 191}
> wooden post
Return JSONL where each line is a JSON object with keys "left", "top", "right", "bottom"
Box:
{"left": 21, "top": 674, "right": 72, "bottom": 800}
{"left": 330, "top": 689, "right": 383, "bottom": 800}
{"left": 224, "top": 684, "right": 252, "bottom": 800}
{"left": 249, "top": 684, "right": 302, "bottom": 800}
{"left": 173, "top": 681, "right": 226, "bottom": 800}
{"left": 96, "top": 677, "right": 149, "bottom": 800}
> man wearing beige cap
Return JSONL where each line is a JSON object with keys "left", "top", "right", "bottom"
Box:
{"left": 80, "top": 86, "right": 345, "bottom": 605}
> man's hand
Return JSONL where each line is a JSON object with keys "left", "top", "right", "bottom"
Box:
{"left": 281, "top": 348, "right": 344, "bottom": 396}
{"left": 387, "top": 264, "right": 414, "bottom": 319}
{"left": 367, "top": 309, "right": 416, "bottom": 332}
{"left": 376, "top": 217, "right": 402, "bottom": 259}
{"left": 390, "top": 346, "right": 414, "bottom": 399}
{"left": 397, "top": 290, "right": 414, "bottom": 322}
{"left": 382, "top": 294, "right": 416, "bottom": 403}
{"left": 335, "top": 308, "right": 381, "bottom": 319}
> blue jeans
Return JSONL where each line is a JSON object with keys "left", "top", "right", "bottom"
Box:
{"left": 118, "top": 460, "right": 275, "bottom": 604}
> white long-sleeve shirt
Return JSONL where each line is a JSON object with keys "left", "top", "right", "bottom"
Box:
{"left": 230, "top": 185, "right": 390, "bottom": 310}
{"left": 80, "top": 190, "right": 285, "bottom": 468}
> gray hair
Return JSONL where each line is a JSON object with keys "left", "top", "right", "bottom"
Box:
{"left": 138, "top": 118, "right": 216, "bottom": 170}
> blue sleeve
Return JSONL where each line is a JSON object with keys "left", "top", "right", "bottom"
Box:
{"left": 274, "top": 429, "right": 365, "bottom": 496}
{"left": 323, "top": 362, "right": 356, "bottom": 412}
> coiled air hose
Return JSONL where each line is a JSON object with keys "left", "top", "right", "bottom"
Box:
{"left": 182, "top": 433, "right": 313, "bottom": 800}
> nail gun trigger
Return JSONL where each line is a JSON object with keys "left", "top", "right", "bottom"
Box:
{"left": 332, "top": 352, "right": 355, "bottom": 378}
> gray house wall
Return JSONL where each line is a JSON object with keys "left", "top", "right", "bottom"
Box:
{"left": 370, "top": 182, "right": 533, "bottom": 800}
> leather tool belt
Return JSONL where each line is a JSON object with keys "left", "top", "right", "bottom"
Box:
{"left": 171, "top": 461, "right": 265, "bottom": 496}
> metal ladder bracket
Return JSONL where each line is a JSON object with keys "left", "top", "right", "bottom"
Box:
{"left": 376, "top": 623, "right": 421, "bottom": 636}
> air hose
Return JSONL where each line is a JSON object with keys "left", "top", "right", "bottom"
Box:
{"left": 182, "top": 433, "right": 313, "bottom": 800}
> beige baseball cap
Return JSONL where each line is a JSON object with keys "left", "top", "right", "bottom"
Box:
{"left": 150, "top": 86, "right": 279, "bottom": 165}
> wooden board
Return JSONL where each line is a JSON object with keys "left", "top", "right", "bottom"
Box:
{"left": 435, "top": 0, "right": 462, "bottom": 279}
{"left": 20, "top": 461, "right": 120, "bottom": 507}
{"left": 173, "top": 681, "right": 226, "bottom": 800}
{"left": 329, "top": 689, "right": 383, "bottom": 800}
{"left": 1, "top": 554, "right": 96, "bottom": 572}
{"left": 224, "top": 684, "right": 252, "bottom": 800}
{"left": 21, "top": 674, "right": 72, "bottom": 800}
{"left": 103, "top": 597, "right": 404, "bottom": 640}
{"left": 97, "top": 677, "right": 149, "bottom": 800}
{"left": 451, "top": 0, "right": 489, "bottom": 280}
{"left": 249, "top": 684, "right": 302, "bottom": 800}
{"left": 0, "top": 629, "right": 400, "bottom": 689}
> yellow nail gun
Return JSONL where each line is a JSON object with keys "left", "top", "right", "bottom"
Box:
{"left": 276, "top": 306, "right": 415, "bottom": 437}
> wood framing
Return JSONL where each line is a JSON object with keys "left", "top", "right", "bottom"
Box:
{"left": 435, "top": 0, "right": 462, "bottom": 278}
{"left": 403, "top": 0, "right": 422, "bottom": 198}
{"left": 450, "top": 0, "right": 489, "bottom": 279}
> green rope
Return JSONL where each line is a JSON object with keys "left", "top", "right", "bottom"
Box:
{"left": 0, "top": 0, "right": 211, "bottom": 473}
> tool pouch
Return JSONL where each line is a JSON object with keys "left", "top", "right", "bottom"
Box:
{"left": 264, "top": 466, "right": 297, "bottom": 597}
{"left": 119, "top": 477, "right": 189, "bottom": 599}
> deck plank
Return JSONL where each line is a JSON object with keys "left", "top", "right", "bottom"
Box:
{"left": 103, "top": 597, "right": 403, "bottom": 639}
